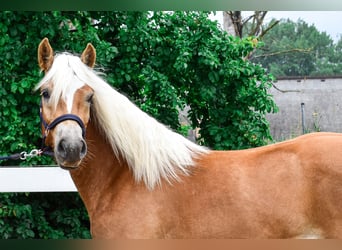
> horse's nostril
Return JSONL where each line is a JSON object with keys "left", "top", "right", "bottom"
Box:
{"left": 57, "top": 139, "right": 67, "bottom": 158}
{"left": 80, "top": 140, "right": 87, "bottom": 157}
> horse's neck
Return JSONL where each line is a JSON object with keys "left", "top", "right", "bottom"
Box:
{"left": 69, "top": 118, "right": 132, "bottom": 213}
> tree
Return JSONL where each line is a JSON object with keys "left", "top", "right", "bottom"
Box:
{"left": 223, "top": 11, "right": 279, "bottom": 39}
{"left": 251, "top": 18, "right": 341, "bottom": 77}
{"left": 0, "top": 11, "right": 277, "bottom": 238}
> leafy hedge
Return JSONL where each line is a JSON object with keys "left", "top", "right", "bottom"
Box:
{"left": 0, "top": 11, "right": 277, "bottom": 238}
{"left": 0, "top": 193, "right": 90, "bottom": 239}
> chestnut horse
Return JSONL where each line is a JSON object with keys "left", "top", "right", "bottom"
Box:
{"left": 36, "top": 38, "right": 342, "bottom": 239}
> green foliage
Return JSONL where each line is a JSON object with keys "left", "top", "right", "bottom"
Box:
{"left": 90, "top": 11, "right": 277, "bottom": 148}
{"left": 252, "top": 18, "right": 342, "bottom": 76}
{"left": 0, "top": 11, "right": 277, "bottom": 238}
{"left": 0, "top": 193, "right": 90, "bottom": 239}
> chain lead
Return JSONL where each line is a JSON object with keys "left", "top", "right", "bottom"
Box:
{"left": 19, "top": 149, "right": 43, "bottom": 160}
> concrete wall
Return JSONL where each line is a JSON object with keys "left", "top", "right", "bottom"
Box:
{"left": 267, "top": 76, "right": 342, "bottom": 141}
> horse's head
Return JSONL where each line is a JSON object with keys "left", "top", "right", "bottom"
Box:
{"left": 37, "top": 38, "right": 96, "bottom": 170}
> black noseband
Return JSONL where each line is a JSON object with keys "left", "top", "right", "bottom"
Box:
{"left": 44, "top": 114, "right": 86, "bottom": 138}
{"left": 40, "top": 104, "right": 86, "bottom": 153}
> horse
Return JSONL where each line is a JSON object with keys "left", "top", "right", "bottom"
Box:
{"left": 36, "top": 37, "right": 342, "bottom": 239}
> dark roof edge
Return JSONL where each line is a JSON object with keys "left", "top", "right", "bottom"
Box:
{"left": 275, "top": 75, "right": 342, "bottom": 81}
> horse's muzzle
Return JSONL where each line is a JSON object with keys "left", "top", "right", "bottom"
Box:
{"left": 54, "top": 127, "right": 87, "bottom": 170}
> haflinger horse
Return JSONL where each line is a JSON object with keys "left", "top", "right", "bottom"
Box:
{"left": 36, "top": 37, "right": 342, "bottom": 239}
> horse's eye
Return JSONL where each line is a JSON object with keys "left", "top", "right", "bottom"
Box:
{"left": 41, "top": 89, "right": 50, "bottom": 99}
{"left": 86, "top": 93, "right": 94, "bottom": 104}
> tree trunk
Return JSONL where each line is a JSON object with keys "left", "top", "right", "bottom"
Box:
{"left": 223, "top": 11, "right": 242, "bottom": 37}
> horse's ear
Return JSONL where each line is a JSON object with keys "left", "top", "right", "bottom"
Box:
{"left": 38, "top": 38, "right": 54, "bottom": 72}
{"left": 81, "top": 43, "right": 96, "bottom": 68}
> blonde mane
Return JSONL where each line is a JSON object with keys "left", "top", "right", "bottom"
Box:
{"left": 36, "top": 53, "right": 208, "bottom": 189}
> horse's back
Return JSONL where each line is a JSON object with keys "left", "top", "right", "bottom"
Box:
{"left": 166, "top": 132, "right": 342, "bottom": 238}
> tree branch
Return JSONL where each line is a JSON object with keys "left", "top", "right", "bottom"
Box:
{"left": 242, "top": 14, "right": 255, "bottom": 26}
{"left": 259, "top": 20, "right": 280, "bottom": 39}
{"left": 271, "top": 82, "right": 301, "bottom": 93}
{"left": 252, "top": 47, "right": 312, "bottom": 58}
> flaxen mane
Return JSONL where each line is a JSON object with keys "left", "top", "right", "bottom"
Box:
{"left": 36, "top": 53, "right": 208, "bottom": 189}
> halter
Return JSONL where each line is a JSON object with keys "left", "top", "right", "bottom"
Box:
{"left": 40, "top": 103, "right": 86, "bottom": 153}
